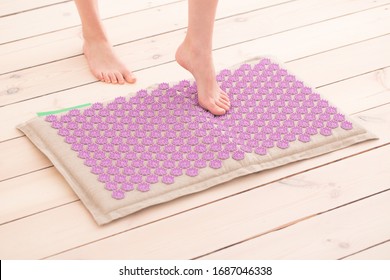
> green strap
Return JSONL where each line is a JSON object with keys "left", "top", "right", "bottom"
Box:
{"left": 36, "top": 103, "right": 92, "bottom": 117}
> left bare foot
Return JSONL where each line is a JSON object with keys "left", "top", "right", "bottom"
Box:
{"left": 83, "top": 38, "right": 136, "bottom": 84}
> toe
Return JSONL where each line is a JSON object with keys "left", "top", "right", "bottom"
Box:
{"left": 220, "top": 90, "right": 229, "bottom": 97}
{"left": 220, "top": 95, "right": 230, "bottom": 107}
{"left": 220, "top": 92, "right": 231, "bottom": 104}
{"left": 218, "top": 93, "right": 230, "bottom": 107}
{"left": 220, "top": 92, "right": 230, "bottom": 102}
{"left": 93, "top": 71, "right": 104, "bottom": 81}
{"left": 211, "top": 105, "right": 226, "bottom": 115}
{"left": 115, "top": 72, "right": 125, "bottom": 85}
{"left": 123, "top": 70, "right": 136, "bottom": 84}
{"left": 109, "top": 73, "right": 118, "bottom": 84}
{"left": 216, "top": 99, "right": 230, "bottom": 112}
{"left": 102, "top": 73, "right": 111, "bottom": 83}
{"left": 205, "top": 101, "right": 226, "bottom": 115}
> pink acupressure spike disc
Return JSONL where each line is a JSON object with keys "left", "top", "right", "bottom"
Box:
{"left": 46, "top": 58, "right": 352, "bottom": 200}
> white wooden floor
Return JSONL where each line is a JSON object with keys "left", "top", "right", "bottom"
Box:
{"left": 0, "top": 0, "right": 390, "bottom": 260}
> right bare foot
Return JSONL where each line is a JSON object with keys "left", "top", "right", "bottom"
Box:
{"left": 83, "top": 39, "right": 136, "bottom": 84}
{"left": 175, "top": 41, "right": 230, "bottom": 115}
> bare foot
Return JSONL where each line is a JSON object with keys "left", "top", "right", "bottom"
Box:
{"left": 175, "top": 42, "right": 230, "bottom": 115}
{"left": 83, "top": 39, "right": 136, "bottom": 84}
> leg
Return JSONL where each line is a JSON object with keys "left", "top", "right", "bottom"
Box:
{"left": 176, "top": 0, "right": 230, "bottom": 115}
{"left": 74, "top": 0, "right": 136, "bottom": 84}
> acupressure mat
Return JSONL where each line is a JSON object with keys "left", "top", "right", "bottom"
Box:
{"left": 18, "top": 58, "right": 376, "bottom": 225}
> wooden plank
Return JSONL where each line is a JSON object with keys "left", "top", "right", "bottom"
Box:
{"left": 2, "top": 4, "right": 389, "bottom": 106}
{"left": 47, "top": 146, "right": 390, "bottom": 259}
{"left": 1, "top": 36, "right": 388, "bottom": 182}
{"left": 0, "top": 0, "right": 386, "bottom": 76}
{"left": 0, "top": 168, "right": 77, "bottom": 225}
{"left": 0, "top": 137, "right": 51, "bottom": 181}
{"left": 344, "top": 241, "right": 390, "bottom": 260}
{"left": 286, "top": 37, "right": 390, "bottom": 87}
{"left": 200, "top": 188, "right": 390, "bottom": 260}
{"left": 1, "top": 68, "right": 387, "bottom": 225}
{"left": 0, "top": 0, "right": 67, "bottom": 17}
{"left": 0, "top": 0, "right": 193, "bottom": 75}
{"left": 0, "top": 1, "right": 85, "bottom": 44}
{"left": 0, "top": 103, "right": 387, "bottom": 259}
{"left": 318, "top": 67, "right": 390, "bottom": 114}
{"left": 0, "top": 0, "right": 290, "bottom": 75}
{"left": 0, "top": 0, "right": 287, "bottom": 46}
{"left": 2, "top": 63, "right": 387, "bottom": 183}
{"left": 1, "top": 32, "right": 389, "bottom": 144}
{"left": 0, "top": 0, "right": 389, "bottom": 260}
{"left": 0, "top": 0, "right": 182, "bottom": 44}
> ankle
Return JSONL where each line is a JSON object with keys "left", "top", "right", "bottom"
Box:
{"left": 182, "top": 37, "right": 212, "bottom": 57}
{"left": 82, "top": 28, "right": 109, "bottom": 45}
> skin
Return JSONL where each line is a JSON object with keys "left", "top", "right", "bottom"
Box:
{"left": 74, "top": 0, "right": 136, "bottom": 84}
{"left": 74, "top": 0, "right": 230, "bottom": 115}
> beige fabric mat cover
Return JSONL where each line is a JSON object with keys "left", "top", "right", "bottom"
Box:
{"left": 17, "top": 58, "right": 377, "bottom": 225}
